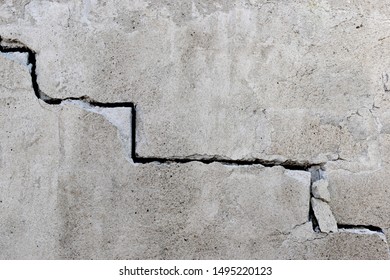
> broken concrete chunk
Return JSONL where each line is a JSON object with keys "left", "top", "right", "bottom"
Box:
{"left": 311, "top": 198, "right": 338, "bottom": 233}
{"left": 312, "top": 179, "right": 331, "bottom": 202}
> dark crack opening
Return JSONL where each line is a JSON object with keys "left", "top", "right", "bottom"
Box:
{"left": 338, "top": 224, "right": 384, "bottom": 234}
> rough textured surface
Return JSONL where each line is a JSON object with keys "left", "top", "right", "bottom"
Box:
{"left": 2, "top": 0, "right": 390, "bottom": 259}
{"left": 280, "top": 223, "right": 390, "bottom": 260}
{"left": 326, "top": 168, "right": 390, "bottom": 243}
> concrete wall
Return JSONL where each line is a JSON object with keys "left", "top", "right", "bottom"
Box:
{"left": 1, "top": 0, "right": 390, "bottom": 259}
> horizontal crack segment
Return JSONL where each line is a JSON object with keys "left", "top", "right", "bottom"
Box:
{"left": 338, "top": 224, "right": 384, "bottom": 234}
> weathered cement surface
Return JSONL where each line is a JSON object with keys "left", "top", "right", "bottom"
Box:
{"left": 2, "top": 0, "right": 390, "bottom": 259}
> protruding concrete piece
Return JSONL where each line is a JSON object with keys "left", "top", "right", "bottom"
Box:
{"left": 312, "top": 179, "right": 331, "bottom": 203}
{"left": 311, "top": 198, "right": 338, "bottom": 233}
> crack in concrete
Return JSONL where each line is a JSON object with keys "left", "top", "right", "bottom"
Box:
{"left": 338, "top": 224, "right": 385, "bottom": 235}
{"left": 308, "top": 166, "right": 322, "bottom": 231}
{"left": 3, "top": 37, "right": 390, "bottom": 257}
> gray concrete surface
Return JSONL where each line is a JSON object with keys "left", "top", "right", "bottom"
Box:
{"left": 1, "top": 0, "right": 390, "bottom": 259}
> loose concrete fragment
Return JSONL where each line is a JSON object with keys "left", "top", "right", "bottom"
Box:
{"left": 311, "top": 198, "right": 338, "bottom": 233}
{"left": 312, "top": 179, "right": 331, "bottom": 203}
